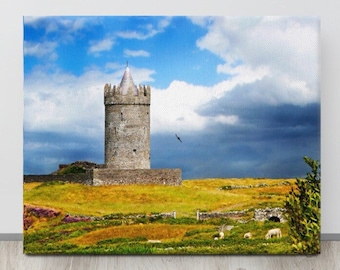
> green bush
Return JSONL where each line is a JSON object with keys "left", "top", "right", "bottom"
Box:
{"left": 285, "top": 156, "right": 320, "bottom": 254}
{"left": 57, "top": 165, "right": 86, "bottom": 175}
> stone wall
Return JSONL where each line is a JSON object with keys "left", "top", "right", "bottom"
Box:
{"left": 254, "top": 207, "right": 287, "bottom": 222}
{"left": 197, "top": 209, "right": 247, "bottom": 221}
{"left": 24, "top": 168, "right": 182, "bottom": 186}
{"left": 92, "top": 168, "right": 182, "bottom": 186}
{"left": 24, "top": 170, "right": 94, "bottom": 185}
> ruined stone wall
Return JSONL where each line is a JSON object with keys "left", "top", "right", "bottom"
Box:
{"left": 92, "top": 168, "right": 182, "bottom": 186}
{"left": 254, "top": 207, "right": 287, "bottom": 222}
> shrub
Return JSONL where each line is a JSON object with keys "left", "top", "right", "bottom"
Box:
{"left": 285, "top": 156, "right": 320, "bottom": 254}
{"left": 57, "top": 165, "right": 86, "bottom": 175}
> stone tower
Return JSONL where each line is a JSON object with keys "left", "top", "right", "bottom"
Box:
{"left": 104, "top": 66, "right": 151, "bottom": 169}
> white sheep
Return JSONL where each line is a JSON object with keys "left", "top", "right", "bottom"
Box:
{"left": 219, "top": 231, "right": 225, "bottom": 239}
{"left": 265, "top": 228, "right": 282, "bottom": 239}
{"left": 243, "top": 232, "right": 252, "bottom": 239}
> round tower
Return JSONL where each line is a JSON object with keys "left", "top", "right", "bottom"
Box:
{"left": 104, "top": 66, "right": 150, "bottom": 169}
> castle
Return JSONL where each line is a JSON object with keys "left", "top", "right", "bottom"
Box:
{"left": 24, "top": 65, "right": 182, "bottom": 186}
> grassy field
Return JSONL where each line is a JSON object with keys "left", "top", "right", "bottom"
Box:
{"left": 24, "top": 178, "right": 296, "bottom": 254}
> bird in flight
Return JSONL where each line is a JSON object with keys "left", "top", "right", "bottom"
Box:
{"left": 175, "top": 134, "right": 182, "bottom": 143}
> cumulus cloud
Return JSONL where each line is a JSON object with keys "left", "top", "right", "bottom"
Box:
{"left": 150, "top": 17, "right": 319, "bottom": 136}
{"left": 151, "top": 64, "right": 268, "bottom": 134}
{"left": 192, "top": 16, "right": 320, "bottom": 106}
{"left": 24, "top": 69, "right": 106, "bottom": 137}
{"left": 24, "top": 65, "right": 157, "bottom": 135}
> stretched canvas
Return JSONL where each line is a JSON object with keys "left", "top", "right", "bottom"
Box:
{"left": 23, "top": 16, "right": 320, "bottom": 255}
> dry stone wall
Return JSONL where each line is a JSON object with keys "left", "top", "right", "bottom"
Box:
{"left": 197, "top": 209, "right": 247, "bottom": 221}
{"left": 254, "top": 207, "right": 287, "bottom": 222}
{"left": 92, "top": 168, "right": 182, "bottom": 186}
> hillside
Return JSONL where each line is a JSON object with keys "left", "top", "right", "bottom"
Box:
{"left": 23, "top": 178, "right": 296, "bottom": 255}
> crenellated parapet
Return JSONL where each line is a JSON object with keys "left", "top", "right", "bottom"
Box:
{"left": 104, "top": 83, "right": 150, "bottom": 105}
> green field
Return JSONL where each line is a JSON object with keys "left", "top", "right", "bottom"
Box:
{"left": 24, "top": 178, "right": 296, "bottom": 254}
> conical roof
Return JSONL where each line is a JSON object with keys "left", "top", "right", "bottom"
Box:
{"left": 120, "top": 66, "right": 138, "bottom": 95}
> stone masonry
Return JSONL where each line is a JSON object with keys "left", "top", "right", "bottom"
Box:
{"left": 104, "top": 66, "right": 150, "bottom": 169}
{"left": 92, "top": 168, "right": 182, "bottom": 186}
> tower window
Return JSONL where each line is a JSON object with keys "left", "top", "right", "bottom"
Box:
{"left": 121, "top": 112, "right": 123, "bottom": 121}
{"left": 133, "top": 149, "right": 137, "bottom": 155}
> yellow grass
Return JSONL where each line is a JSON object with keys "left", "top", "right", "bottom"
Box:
{"left": 24, "top": 178, "right": 296, "bottom": 218}
{"left": 66, "top": 224, "right": 213, "bottom": 246}
{"left": 24, "top": 182, "right": 42, "bottom": 192}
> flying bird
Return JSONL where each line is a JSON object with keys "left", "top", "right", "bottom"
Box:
{"left": 175, "top": 134, "right": 182, "bottom": 143}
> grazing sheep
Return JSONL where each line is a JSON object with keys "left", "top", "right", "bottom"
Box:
{"left": 219, "top": 231, "right": 225, "bottom": 239}
{"left": 243, "top": 232, "right": 252, "bottom": 239}
{"left": 265, "top": 228, "right": 282, "bottom": 239}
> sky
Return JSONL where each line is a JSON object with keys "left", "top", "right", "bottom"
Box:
{"left": 23, "top": 16, "right": 320, "bottom": 179}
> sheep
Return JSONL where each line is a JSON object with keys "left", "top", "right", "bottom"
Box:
{"left": 219, "top": 231, "right": 225, "bottom": 239}
{"left": 243, "top": 232, "right": 252, "bottom": 239}
{"left": 265, "top": 228, "right": 282, "bottom": 239}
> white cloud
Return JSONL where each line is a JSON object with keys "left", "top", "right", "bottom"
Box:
{"left": 193, "top": 16, "right": 320, "bottom": 105}
{"left": 157, "top": 17, "right": 172, "bottom": 29}
{"left": 24, "top": 65, "right": 156, "bottom": 136}
{"left": 151, "top": 65, "right": 268, "bottom": 134}
{"left": 23, "top": 16, "right": 42, "bottom": 26}
{"left": 24, "top": 69, "right": 108, "bottom": 137}
{"left": 24, "top": 16, "right": 96, "bottom": 43}
{"left": 24, "top": 16, "right": 90, "bottom": 33}
{"left": 116, "top": 17, "right": 172, "bottom": 40}
{"left": 58, "top": 17, "right": 89, "bottom": 33}
{"left": 88, "top": 38, "right": 115, "bottom": 54}
{"left": 24, "top": 41, "right": 58, "bottom": 59}
{"left": 124, "top": 49, "right": 150, "bottom": 57}
{"left": 103, "top": 64, "right": 156, "bottom": 85}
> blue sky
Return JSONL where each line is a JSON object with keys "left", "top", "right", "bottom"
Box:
{"left": 23, "top": 16, "right": 320, "bottom": 179}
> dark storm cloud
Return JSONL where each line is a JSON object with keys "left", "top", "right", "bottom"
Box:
{"left": 24, "top": 131, "right": 104, "bottom": 174}
{"left": 150, "top": 86, "right": 320, "bottom": 179}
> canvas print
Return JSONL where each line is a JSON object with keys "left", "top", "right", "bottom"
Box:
{"left": 23, "top": 16, "right": 320, "bottom": 255}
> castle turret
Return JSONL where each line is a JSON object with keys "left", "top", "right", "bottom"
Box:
{"left": 104, "top": 66, "right": 151, "bottom": 169}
